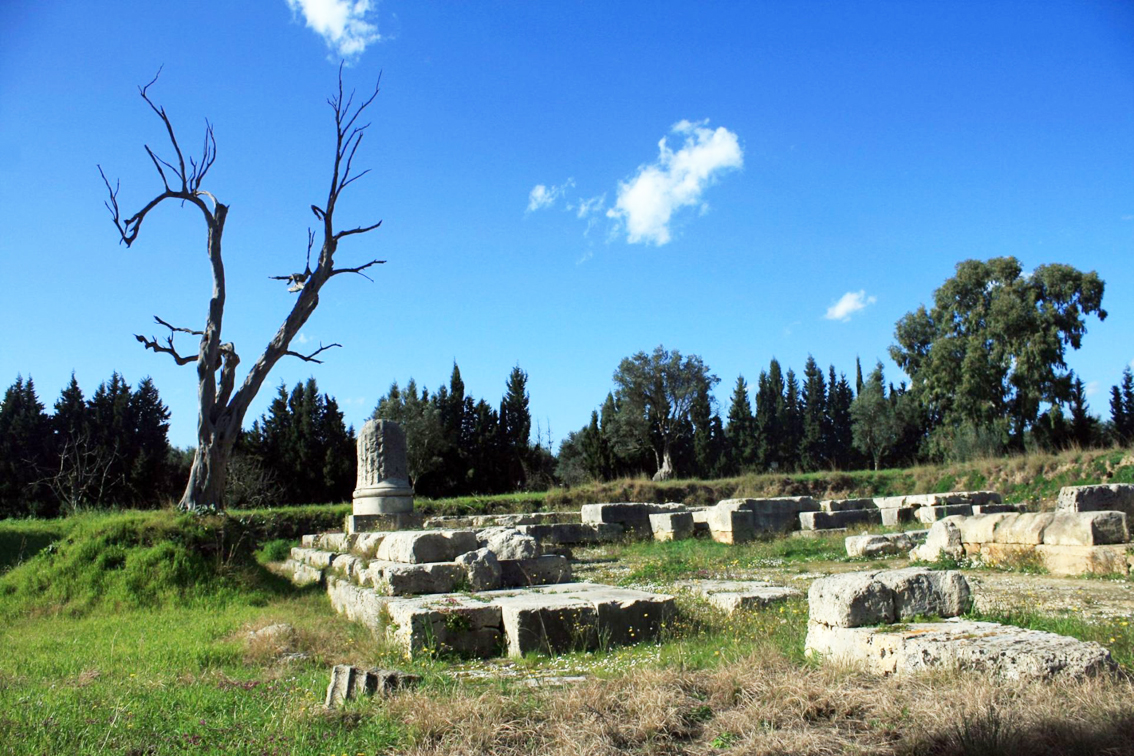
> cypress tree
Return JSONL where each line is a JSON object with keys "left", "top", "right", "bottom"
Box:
{"left": 800, "top": 357, "right": 827, "bottom": 471}
{"left": 1068, "top": 376, "right": 1097, "bottom": 449}
{"left": 855, "top": 357, "right": 864, "bottom": 397}
{"left": 0, "top": 376, "right": 54, "bottom": 516}
{"left": 782, "top": 369, "right": 803, "bottom": 470}
{"left": 690, "top": 382, "right": 721, "bottom": 478}
{"left": 128, "top": 377, "right": 172, "bottom": 505}
{"left": 828, "top": 368, "right": 857, "bottom": 469}
{"left": 499, "top": 365, "right": 532, "bottom": 488}
{"left": 754, "top": 363, "right": 784, "bottom": 471}
{"left": 1112, "top": 367, "right": 1134, "bottom": 445}
{"left": 724, "top": 375, "right": 756, "bottom": 474}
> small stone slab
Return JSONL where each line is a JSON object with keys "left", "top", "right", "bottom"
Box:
{"left": 386, "top": 595, "right": 504, "bottom": 658}
{"left": 1057, "top": 484, "right": 1134, "bottom": 521}
{"left": 821, "top": 498, "right": 876, "bottom": 512}
{"left": 805, "top": 618, "right": 1117, "bottom": 680}
{"left": 1042, "top": 511, "right": 1128, "bottom": 547}
{"left": 516, "top": 522, "right": 624, "bottom": 546}
{"left": 290, "top": 547, "right": 337, "bottom": 570}
{"left": 476, "top": 527, "right": 541, "bottom": 560}
{"left": 375, "top": 530, "right": 480, "bottom": 564}
{"left": 879, "top": 507, "right": 915, "bottom": 527}
{"left": 691, "top": 580, "right": 801, "bottom": 614}
{"left": 913, "top": 504, "right": 974, "bottom": 524}
{"left": 845, "top": 532, "right": 922, "bottom": 558}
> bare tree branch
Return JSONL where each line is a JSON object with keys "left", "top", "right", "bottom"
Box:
{"left": 283, "top": 342, "right": 342, "bottom": 364}
{"left": 330, "top": 258, "right": 385, "bottom": 282}
{"left": 334, "top": 219, "right": 382, "bottom": 240}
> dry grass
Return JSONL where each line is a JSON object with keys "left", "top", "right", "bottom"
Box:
{"left": 381, "top": 651, "right": 1134, "bottom": 756}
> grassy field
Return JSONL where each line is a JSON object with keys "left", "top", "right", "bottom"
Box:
{"left": 2, "top": 512, "right": 1133, "bottom": 755}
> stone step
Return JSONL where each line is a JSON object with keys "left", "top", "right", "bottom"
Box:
{"left": 844, "top": 530, "right": 928, "bottom": 558}
{"left": 326, "top": 578, "right": 675, "bottom": 659}
{"left": 805, "top": 618, "right": 1116, "bottom": 680}
{"left": 685, "top": 580, "right": 802, "bottom": 614}
{"left": 800, "top": 509, "right": 881, "bottom": 531}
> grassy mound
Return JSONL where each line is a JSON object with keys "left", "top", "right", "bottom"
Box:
{"left": 0, "top": 511, "right": 281, "bottom": 617}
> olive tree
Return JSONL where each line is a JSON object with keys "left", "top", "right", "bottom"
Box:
{"left": 100, "top": 69, "right": 385, "bottom": 512}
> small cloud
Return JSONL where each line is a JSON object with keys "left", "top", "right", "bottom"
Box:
{"left": 573, "top": 194, "right": 606, "bottom": 219}
{"left": 1121, "top": 214, "right": 1134, "bottom": 222}
{"left": 286, "top": 0, "right": 382, "bottom": 60}
{"left": 1086, "top": 381, "right": 1101, "bottom": 398}
{"left": 606, "top": 119, "right": 743, "bottom": 245}
{"left": 526, "top": 179, "right": 575, "bottom": 213}
{"left": 296, "top": 332, "right": 312, "bottom": 345}
{"left": 825, "top": 290, "right": 877, "bottom": 322}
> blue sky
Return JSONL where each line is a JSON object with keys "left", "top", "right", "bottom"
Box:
{"left": 2, "top": 1, "right": 1132, "bottom": 449}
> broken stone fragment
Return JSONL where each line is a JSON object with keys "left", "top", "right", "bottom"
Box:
{"left": 324, "top": 664, "right": 421, "bottom": 707}
{"left": 455, "top": 547, "right": 503, "bottom": 591}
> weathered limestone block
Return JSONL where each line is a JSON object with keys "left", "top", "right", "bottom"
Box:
{"left": 386, "top": 596, "right": 503, "bottom": 658}
{"left": 581, "top": 503, "right": 658, "bottom": 537}
{"left": 370, "top": 561, "right": 468, "bottom": 596}
{"left": 845, "top": 532, "right": 922, "bottom": 558}
{"left": 707, "top": 502, "right": 756, "bottom": 544}
{"left": 587, "top": 587, "right": 675, "bottom": 646}
{"left": 300, "top": 534, "right": 317, "bottom": 548}
{"left": 800, "top": 509, "right": 880, "bottom": 531}
{"left": 329, "top": 554, "right": 366, "bottom": 581}
{"left": 476, "top": 527, "right": 541, "bottom": 560}
{"left": 455, "top": 548, "right": 502, "bottom": 591}
{"left": 1057, "top": 484, "right": 1134, "bottom": 521}
{"left": 326, "top": 576, "right": 391, "bottom": 629}
{"left": 992, "top": 513, "right": 1055, "bottom": 545}
{"left": 821, "top": 498, "right": 876, "bottom": 512}
{"left": 952, "top": 513, "right": 1011, "bottom": 544}
{"left": 346, "top": 513, "right": 424, "bottom": 534}
{"left": 879, "top": 507, "right": 915, "bottom": 527}
{"left": 694, "top": 580, "right": 801, "bottom": 613}
{"left": 499, "top": 555, "right": 572, "bottom": 587}
{"left": 913, "top": 504, "right": 974, "bottom": 524}
{"left": 1041, "top": 511, "right": 1128, "bottom": 547}
{"left": 313, "top": 532, "right": 356, "bottom": 552}
{"left": 324, "top": 665, "right": 421, "bottom": 707}
{"left": 375, "top": 530, "right": 479, "bottom": 564}
{"left": 517, "top": 522, "right": 624, "bottom": 546}
{"left": 277, "top": 558, "right": 323, "bottom": 587}
{"left": 909, "top": 519, "right": 964, "bottom": 562}
{"left": 805, "top": 618, "right": 1116, "bottom": 680}
{"left": 649, "top": 512, "right": 695, "bottom": 541}
{"left": 290, "top": 547, "right": 337, "bottom": 570}
{"left": 352, "top": 532, "right": 387, "bottom": 559}
{"left": 496, "top": 593, "right": 598, "bottom": 657}
{"left": 721, "top": 497, "right": 820, "bottom": 533}
{"left": 874, "top": 568, "right": 970, "bottom": 620}
{"left": 1034, "top": 544, "right": 1132, "bottom": 576}
{"left": 807, "top": 572, "right": 895, "bottom": 628}
{"left": 353, "top": 419, "right": 414, "bottom": 515}
{"left": 971, "top": 504, "right": 1020, "bottom": 515}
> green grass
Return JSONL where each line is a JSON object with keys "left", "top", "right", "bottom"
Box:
{"left": 0, "top": 517, "right": 70, "bottom": 572}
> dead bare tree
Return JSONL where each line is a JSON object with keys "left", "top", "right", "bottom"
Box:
{"left": 100, "top": 67, "right": 385, "bottom": 512}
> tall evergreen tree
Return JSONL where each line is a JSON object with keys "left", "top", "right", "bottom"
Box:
{"left": 128, "top": 377, "right": 172, "bottom": 505}
{"left": 499, "top": 365, "right": 532, "bottom": 488}
{"left": 0, "top": 376, "right": 53, "bottom": 516}
{"left": 800, "top": 357, "right": 828, "bottom": 471}
{"left": 690, "top": 381, "right": 723, "bottom": 478}
{"left": 724, "top": 376, "right": 756, "bottom": 474}
{"left": 754, "top": 361, "right": 786, "bottom": 470}
{"left": 373, "top": 378, "right": 446, "bottom": 494}
{"left": 855, "top": 357, "right": 864, "bottom": 396}
{"left": 1111, "top": 367, "right": 1134, "bottom": 445}
{"left": 827, "top": 368, "right": 857, "bottom": 469}
{"left": 851, "top": 363, "right": 899, "bottom": 470}
{"left": 782, "top": 368, "right": 803, "bottom": 470}
{"left": 1068, "top": 376, "right": 1097, "bottom": 449}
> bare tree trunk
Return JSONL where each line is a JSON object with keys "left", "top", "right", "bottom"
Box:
{"left": 652, "top": 447, "right": 675, "bottom": 481}
{"left": 101, "top": 68, "right": 385, "bottom": 513}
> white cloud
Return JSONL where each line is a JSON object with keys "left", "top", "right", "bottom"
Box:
{"left": 573, "top": 194, "right": 606, "bottom": 219}
{"left": 1086, "top": 381, "right": 1101, "bottom": 398}
{"left": 526, "top": 179, "right": 575, "bottom": 213}
{"left": 286, "top": 0, "right": 382, "bottom": 59}
{"left": 825, "top": 291, "right": 877, "bottom": 322}
{"left": 606, "top": 119, "right": 743, "bottom": 245}
{"left": 296, "top": 332, "right": 312, "bottom": 345}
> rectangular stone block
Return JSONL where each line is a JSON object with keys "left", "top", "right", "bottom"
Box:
{"left": 799, "top": 509, "right": 880, "bottom": 531}
{"left": 346, "top": 513, "right": 424, "bottom": 534}
{"left": 386, "top": 596, "right": 503, "bottom": 658}
{"left": 580, "top": 503, "right": 655, "bottom": 536}
{"left": 1041, "top": 511, "right": 1129, "bottom": 547}
{"left": 845, "top": 533, "right": 916, "bottom": 558}
{"left": 276, "top": 558, "right": 323, "bottom": 587}
{"left": 879, "top": 507, "right": 914, "bottom": 527}
{"left": 707, "top": 503, "right": 756, "bottom": 544}
{"left": 516, "top": 522, "right": 624, "bottom": 545}
{"left": 913, "top": 504, "right": 974, "bottom": 523}
{"left": 649, "top": 512, "right": 695, "bottom": 541}
{"left": 952, "top": 513, "right": 1012, "bottom": 544}
{"left": 290, "top": 547, "right": 337, "bottom": 569}
{"left": 1035, "top": 544, "right": 1132, "bottom": 576}
{"left": 1057, "top": 484, "right": 1134, "bottom": 520}
{"left": 370, "top": 561, "right": 468, "bottom": 595}
{"left": 499, "top": 555, "right": 572, "bottom": 587}
{"left": 807, "top": 571, "right": 895, "bottom": 628}
{"left": 375, "top": 530, "right": 480, "bottom": 564}
{"left": 821, "top": 498, "right": 876, "bottom": 512}
{"left": 972, "top": 504, "right": 1020, "bottom": 515}
{"left": 326, "top": 576, "right": 391, "bottom": 630}
{"left": 496, "top": 594, "right": 598, "bottom": 657}
{"left": 873, "top": 567, "right": 970, "bottom": 620}
{"left": 993, "top": 513, "right": 1055, "bottom": 545}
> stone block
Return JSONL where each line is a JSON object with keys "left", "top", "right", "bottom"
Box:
{"left": 455, "top": 548, "right": 502, "bottom": 591}
{"left": 290, "top": 547, "right": 337, "bottom": 570}
{"left": 707, "top": 503, "right": 756, "bottom": 544}
{"left": 324, "top": 665, "right": 421, "bottom": 707}
{"left": 300, "top": 534, "right": 317, "bottom": 548}
{"left": 874, "top": 568, "right": 970, "bottom": 620}
{"left": 873, "top": 496, "right": 910, "bottom": 509}
{"left": 386, "top": 596, "right": 504, "bottom": 658}
{"left": 580, "top": 503, "right": 655, "bottom": 536}
{"left": 913, "top": 504, "right": 974, "bottom": 523}
{"left": 516, "top": 523, "right": 624, "bottom": 545}
{"left": 1057, "top": 484, "right": 1134, "bottom": 520}
{"left": 694, "top": 580, "right": 801, "bottom": 613}
{"left": 909, "top": 519, "right": 963, "bottom": 562}
{"left": 352, "top": 532, "right": 387, "bottom": 559}
{"left": 476, "top": 526, "right": 541, "bottom": 560}
{"left": 879, "top": 507, "right": 914, "bottom": 527}
{"left": 805, "top": 618, "right": 1116, "bottom": 680}
{"left": 807, "top": 572, "right": 894, "bottom": 628}
{"left": 1041, "top": 511, "right": 1128, "bottom": 547}
{"left": 845, "top": 533, "right": 916, "bottom": 558}
{"left": 821, "top": 498, "right": 876, "bottom": 512}
{"left": 371, "top": 561, "right": 468, "bottom": 596}
{"left": 799, "top": 509, "right": 880, "bottom": 531}
{"left": 972, "top": 504, "right": 1020, "bottom": 515}
{"left": 992, "top": 513, "right": 1055, "bottom": 545}
{"left": 277, "top": 558, "right": 322, "bottom": 587}
{"left": 649, "top": 512, "right": 695, "bottom": 541}
{"left": 346, "top": 513, "right": 424, "bottom": 534}
{"left": 1034, "top": 544, "right": 1132, "bottom": 576}
{"left": 326, "top": 576, "right": 391, "bottom": 630}
{"left": 496, "top": 593, "right": 598, "bottom": 657}
{"left": 329, "top": 554, "right": 366, "bottom": 580}
{"left": 952, "top": 513, "right": 1011, "bottom": 544}
{"left": 585, "top": 587, "right": 675, "bottom": 646}
{"left": 375, "top": 530, "right": 480, "bottom": 564}
{"left": 499, "top": 555, "right": 572, "bottom": 587}
{"left": 722, "top": 497, "right": 820, "bottom": 533}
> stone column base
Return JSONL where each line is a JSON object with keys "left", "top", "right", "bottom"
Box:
{"left": 352, "top": 486, "right": 413, "bottom": 515}
{"left": 346, "top": 513, "right": 424, "bottom": 534}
